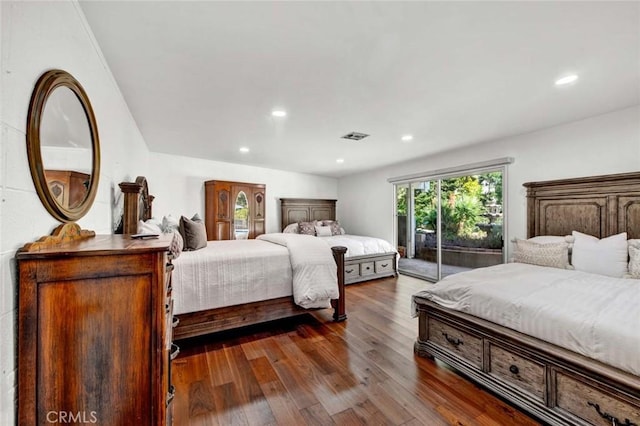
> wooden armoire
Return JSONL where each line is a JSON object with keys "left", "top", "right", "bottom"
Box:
{"left": 204, "top": 180, "right": 266, "bottom": 240}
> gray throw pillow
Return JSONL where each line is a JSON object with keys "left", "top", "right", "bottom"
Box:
{"left": 179, "top": 215, "right": 207, "bottom": 251}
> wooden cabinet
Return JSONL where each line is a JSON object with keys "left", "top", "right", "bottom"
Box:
{"left": 204, "top": 180, "right": 266, "bottom": 240}
{"left": 44, "top": 170, "right": 90, "bottom": 209}
{"left": 17, "top": 232, "right": 176, "bottom": 425}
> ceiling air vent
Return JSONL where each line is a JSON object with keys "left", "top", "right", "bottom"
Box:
{"left": 341, "top": 132, "right": 370, "bottom": 141}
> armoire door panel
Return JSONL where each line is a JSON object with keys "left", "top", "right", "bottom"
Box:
{"left": 205, "top": 180, "right": 265, "bottom": 240}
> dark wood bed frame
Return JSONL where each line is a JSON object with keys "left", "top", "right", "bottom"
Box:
{"left": 280, "top": 198, "right": 398, "bottom": 284}
{"left": 414, "top": 172, "right": 640, "bottom": 426}
{"left": 119, "top": 177, "right": 347, "bottom": 341}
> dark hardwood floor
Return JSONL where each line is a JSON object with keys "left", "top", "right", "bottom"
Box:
{"left": 171, "top": 275, "right": 541, "bottom": 425}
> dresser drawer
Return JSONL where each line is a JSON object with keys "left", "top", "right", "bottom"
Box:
{"left": 360, "top": 262, "right": 374, "bottom": 276}
{"left": 428, "top": 318, "right": 482, "bottom": 369}
{"left": 489, "top": 344, "right": 545, "bottom": 401}
{"left": 375, "top": 259, "right": 394, "bottom": 274}
{"left": 555, "top": 370, "right": 640, "bottom": 426}
{"left": 344, "top": 264, "right": 360, "bottom": 282}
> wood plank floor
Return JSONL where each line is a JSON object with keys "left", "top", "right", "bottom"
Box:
{"left": 171, "top": 275, "right": 542, "bottom": 425}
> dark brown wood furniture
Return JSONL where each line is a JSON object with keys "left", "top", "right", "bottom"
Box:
{"left": 17, "top": 224, "right": 177, "bottom": 425}
{"left": 280, "top": 198, "right": 398, "bottom": 284}
{"left": 44, "top": 170, "right": 90, "bottom": 210}
{"left": 119, "top": 176, "right": 154, "bottom": 234}
{"left": 414, "top": 171, "right": 640, "bottom": 426}
{"left": 120, "top": 177, "right": 346, "bottom": 341}
{"left": 204, "top": 180, "right": 265, "bottom": 240}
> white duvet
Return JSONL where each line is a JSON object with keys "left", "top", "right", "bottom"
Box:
{"left": 172, "top": 234, "right": 338, "bottom": 315}
{"left": 317, "top": 234, "right": 397, "bottom": 257}
{"left": 257, "top": 233, "right": 338, "bottom": 308}
{"left": 412, "top": 263, "right": 640, "bottom": 375}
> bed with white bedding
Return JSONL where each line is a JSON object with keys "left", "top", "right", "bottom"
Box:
{"left": 119, "top": 177, "right": 348, "bottom": 341}
{"left": 412, "top": 172, "right": 640, "bottom": 426}
{"left": 280, "top": 198, "right": 398, "bottom": 283}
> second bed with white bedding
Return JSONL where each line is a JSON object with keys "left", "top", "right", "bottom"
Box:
{"left": 413, "top": 262, "right": 640, "bottom": 376}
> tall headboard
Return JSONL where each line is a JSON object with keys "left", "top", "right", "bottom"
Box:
{"left": 280, "top": 198, "right": 337, "bottom": 231}
{"left": 525, "top": 171, "right": 640, "bottom": 239}
{"left": 119, "top": 176, "right": 154, "bottom": 234}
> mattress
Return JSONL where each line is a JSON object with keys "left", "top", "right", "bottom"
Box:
{"left": 317, "top": 234, "right": 397, "bottom": 257}
{"left": 412, "top": 263, "right": 640, "bottom": 375}
{"left": 171, "top": 239, "right": 292, "bottom": 315}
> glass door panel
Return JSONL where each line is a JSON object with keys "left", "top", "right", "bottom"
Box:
{"left": 396, "top": 170, "right": 504, "bottom": 281}
{"left": 440, "top": 172, "right": 503, "bottom": 278}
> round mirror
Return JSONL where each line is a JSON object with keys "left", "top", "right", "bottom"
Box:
{"left": 26, "top": 70, "right": 100, "bottom": 222}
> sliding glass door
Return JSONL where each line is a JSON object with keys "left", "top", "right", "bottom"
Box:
{"left": 396, "top": 170, "right": 504, "bottom": 281}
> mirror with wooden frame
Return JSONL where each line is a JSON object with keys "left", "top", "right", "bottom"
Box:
{"left": 26, "top": 69, "right": 100, "bottom": 223}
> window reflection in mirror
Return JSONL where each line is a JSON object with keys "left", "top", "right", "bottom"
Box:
{"left": 234, "top": 191, "right": 249, "bottom": 240}
{"left": 40, "top": 86, "right": 92, "bottom": 209}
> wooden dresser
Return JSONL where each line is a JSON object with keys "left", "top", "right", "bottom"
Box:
{"left": 17, "top": 232, "right": 177, "bottom": 425}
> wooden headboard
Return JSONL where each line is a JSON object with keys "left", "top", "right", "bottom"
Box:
{"left": 525, "top": 171, "right": 640, "bottom": 239}
{"left": 119, "top": 176, "right": 154, "bottom": 234}
{"left": 280, "top": 198, "right": 337, "bottom": 231}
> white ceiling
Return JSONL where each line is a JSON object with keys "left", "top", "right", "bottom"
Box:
{"left": 79, "top": 1, "right": 640, "bottom": 178}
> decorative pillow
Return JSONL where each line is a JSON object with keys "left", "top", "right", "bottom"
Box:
{"left": 161, "top": 215, "right": 180, "bottom": 233}
{"left": 179, "top": 215, "right": 207, "bottom": 251}
{"left": 137, "top": 219, "right": 162, "bottom": 235}
{"left": 322, "top": 220, "right": 342, "bottom": 236}
{"left": 628, "top": 239, "right": 640, "bottom": 249}
{"left": 283, "top": 223, "right": 299, "bottom": 233}
{"left": 628, "top": 246, "right": 640, "bottom": 279}
{"left": 298, "top": 221, "right": 316, "bottom": 235}
{"left": 571, "top": 231, "right": 628, "bottom": 278}
{"left": 315, "top": 225, "right": 332, "bottom": 237}
{"left": 168, "top": 231, "right": 184, "bottom": 259}
{"left": 513, "top": 239, "right": 571, "bottom": 269}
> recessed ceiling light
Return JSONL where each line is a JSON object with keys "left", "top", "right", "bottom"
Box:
{"left": 239, "top": 147, "right": 250, "bottom": 153}
{"left": 555, "top": 74, "right": 578, "bottom": 86}
{"left": 401, "top": 135, "right": 414, "bottom": 142}
{"left": 271, "top": 110, "right": 287, "bottom": 117}
{"left": 336, "top": 158, "right": 344, "bottom": 163}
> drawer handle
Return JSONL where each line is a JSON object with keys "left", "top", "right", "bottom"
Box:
{"left": 346, "top": 269, "right": 355, "bottom": 273}
{"left": 442, "top": 332, "right": 463, "bottom": 347}
{"left": 587, "top": 402, "right": 637, "bottom": 426}
{"left": 166, "top": 263, "right": 175, "bottom": 272}
{"left": 381, "top": 263, "right": 388, "bottom": 267}
{"left": 365, "top": 266, "right": 371, "bottom": 270}
{"left": 172, "top": 316, "right": 180, "bottom": 328}
{"left": 509, "top": 365, "right": 519, "bottom": 375}
{"left": 170, "top": 343, "right": 180, "bottom": 360}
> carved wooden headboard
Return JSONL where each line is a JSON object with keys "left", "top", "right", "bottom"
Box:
{"left": 280, "top": 198, "right": 337, "bottom": 231}
{"left": 119, "top": 176, "right": 154, "bottom": 234}
{"left": 525, "top": 172, "right": 640, "bottom": 239}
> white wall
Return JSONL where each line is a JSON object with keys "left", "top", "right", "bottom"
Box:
{"left": 0, "top": 3, "right": 338, "bottom": 422}
{"left": 337, "top": 106, "right": 640, "bottom": 251}
{"left": 148, "top": 153, "right": 337, "bottom": 233}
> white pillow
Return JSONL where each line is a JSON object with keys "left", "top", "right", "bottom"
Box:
{"left": 512, "top": 239, "right": 571, "bottom": 269}
{"left": 628, "top": 239, "right": 640, "bottom": 249}
{"left": 137, "top": 219, "right": 162, "bottom": 235}
{"left": 283, "top": 223, "right": 299, "bottom": 234}
{"left": 315, "top": 225, "right": 332, "bottom": 237}
{"left": 628, "top": 246, "right": 640, "bottom": 279}
{"left": 161, "top": 215, "right": 180, "bottom": 233}
{"left": 571, "top": 231, "right": 628, "bottom": 278}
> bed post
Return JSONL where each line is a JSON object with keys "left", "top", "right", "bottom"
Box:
{"left": 331, "top": 246, "right": 348, "bottom": 322}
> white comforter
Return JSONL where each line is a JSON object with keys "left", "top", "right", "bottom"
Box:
{"left": 317, "top": 234, "right": 397, "bottom": 257}
{"left": 171, "top": 234, "right": 339, "bottom": 315}
{"left": 257, "top": 233, "right": 338, "bottom": 308}
{"left": 412, "top": 263, "right": 640, "bottom": 375}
